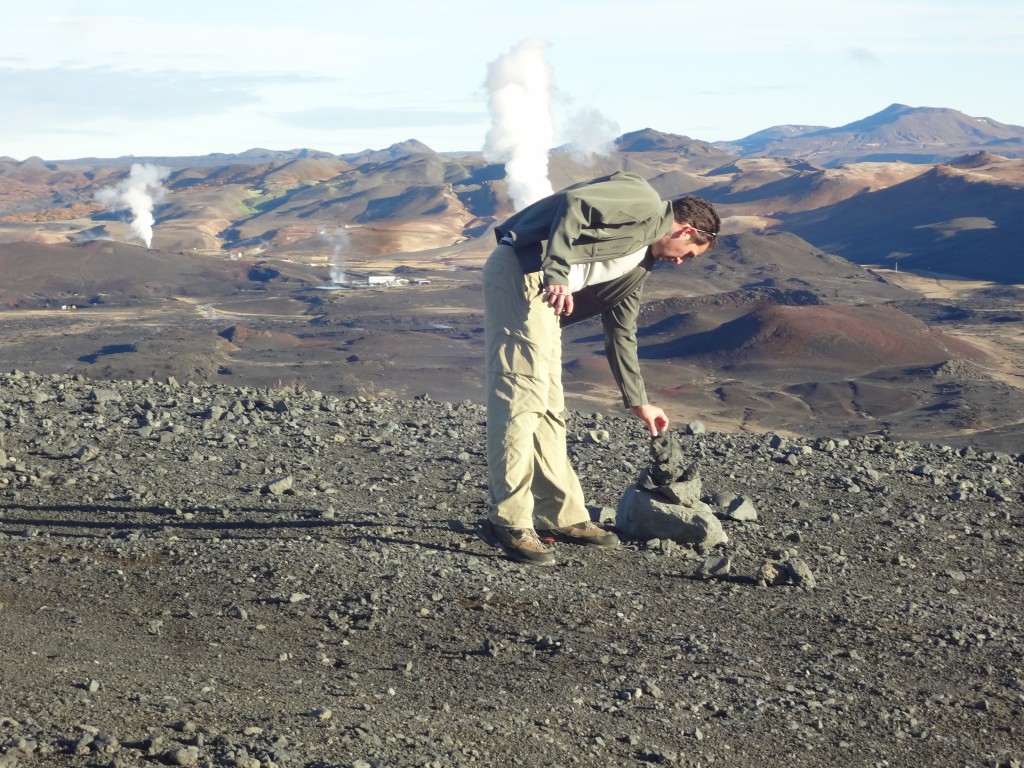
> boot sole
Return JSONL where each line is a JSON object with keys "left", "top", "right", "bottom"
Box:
{"left": 537, "top": 530, "right": 620, "bottom": 547}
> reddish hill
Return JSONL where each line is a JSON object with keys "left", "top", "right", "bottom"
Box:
{"left": 218, "top": 324, "right": 307, "bottom": 349}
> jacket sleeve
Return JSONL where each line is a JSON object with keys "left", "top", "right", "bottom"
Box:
{"left": 601, "top": 283, "right": 648, "bottom": 408}
{"left": 542, "top": 194, "right": 583, "bottom": 287}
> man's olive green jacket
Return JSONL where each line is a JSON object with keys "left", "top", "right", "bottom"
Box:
{"left": 493, "top": 171, "right": 674, "bottom": 409}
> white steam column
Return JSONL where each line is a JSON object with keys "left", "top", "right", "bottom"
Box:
{"left": 96, "top": 163, "right": 170, "bottom": 248}
{"left": 483, "top": 38, "right": 555, "bottom": 211}
{"left": 322, "top": 227, "right": 350, "bottom": 285}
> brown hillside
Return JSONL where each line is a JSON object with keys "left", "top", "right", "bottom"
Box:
{"left": 262, "top": 157, "right": 351, "bottom": 187}
{"left": 638, "top": 304, "right": 986, "bottom": 377}
{"left": 944, "top": 151, "right": 1024, "bottom": 181}
{"left": 779, "top": 158, "right": 1024, "bottom": 281}
{"left": 614, "top": 128, "right": 733, "bottom": 172}
{"left": 0, "top": 241, "right": 312, "bottom": 307}
{"left": 707, "top": 161, "right": 926, "bottom": 215}
{"left": 0, "top": 159, "right": 120, "bottom": 218}
{"left": 641, "top": 231, "right": 915, "bottom": 306}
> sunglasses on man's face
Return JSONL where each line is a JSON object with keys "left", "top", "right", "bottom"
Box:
{"left": 691, "top": 227, "right": 718, "bottom": 240}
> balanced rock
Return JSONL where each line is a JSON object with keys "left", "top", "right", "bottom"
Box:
{"left": 617, "top": 432, "right": 727, "bottom": 547}
{"left": 640, "top": 467, "right": 701, "bottom": 505}
{"left": 648, "top": 432, "right": 691, "bottom": 486}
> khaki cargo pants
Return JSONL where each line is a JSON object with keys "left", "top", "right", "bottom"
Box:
{"left": 483, "top": 244, "right": 588, "bottom": 531}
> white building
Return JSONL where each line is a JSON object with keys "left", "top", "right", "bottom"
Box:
{"left": 368, "top": 275, "right": 408, "bottom": 287}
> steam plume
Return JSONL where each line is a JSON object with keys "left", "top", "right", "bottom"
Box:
{"left": 96, "top": 163, "right": 169, "bottom": 248}
{"left": 483, "top": 38, "right": 554, "bottom": 211}
{"left": 321, "top": 227, "right": 350, "bottom": 284}
{"left": 560, "top": 105, "right": 620, "bottom": 161}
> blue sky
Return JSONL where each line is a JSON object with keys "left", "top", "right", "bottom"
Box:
{"left": 4, "top": 0, "right": 1023, "bottom": 160}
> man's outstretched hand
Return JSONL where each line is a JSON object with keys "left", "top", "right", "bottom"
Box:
{"left": 631, "top": 403, "right": 669, "bottom": 437}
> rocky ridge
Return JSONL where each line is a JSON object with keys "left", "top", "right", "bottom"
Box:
{"left": 1, "top": 370, "right": 1022, "bottom": 767}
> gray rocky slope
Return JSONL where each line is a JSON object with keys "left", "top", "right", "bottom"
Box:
{"left": 0, "top": 370, "right": 1022, "bottom": 768}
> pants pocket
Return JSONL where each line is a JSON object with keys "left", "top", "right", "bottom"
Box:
{"left": 488, "top": 327, "right": 542, "bottom": 376}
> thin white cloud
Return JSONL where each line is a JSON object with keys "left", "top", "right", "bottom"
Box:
{"left": 0, "top": 66, "right": 277, "bottom": 121}
{"left": 847, "top": 48, "right": 883, "bottom": 66}
{"left": 276, "top": 106, "right": 487, "bottom": 130}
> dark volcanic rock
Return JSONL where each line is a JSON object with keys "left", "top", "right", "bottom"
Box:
{"left": 0, "top": 370, "right": 1022, "bottom": 768}
{"left": 648, "top": 431, "right": 692, "bottom": 486}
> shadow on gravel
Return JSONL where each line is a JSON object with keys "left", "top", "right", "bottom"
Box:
{"left": 0, "top": 504, "right": 499, "bottom": 560}
{"left": 77, "top": 343, "right": 137, "bottom": 363}
{"left": 679, "top": 572, "right": 761, "bottom": 586}
{"left": 3, "top": 502, "right": 369, "bottom": 534}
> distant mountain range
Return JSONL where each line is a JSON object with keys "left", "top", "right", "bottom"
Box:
{"left": 713, "top": 103, "right": 1024, "bottom": 166}
{"left": 1, "top": 104, "right": 1022, "bottom": 284}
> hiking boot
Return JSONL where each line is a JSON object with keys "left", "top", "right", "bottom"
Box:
{"left": 484, "top": 520, "right": 556, "bottom": 566}
{"left": 537, "top": 520, "right": 620, "bottom": 547}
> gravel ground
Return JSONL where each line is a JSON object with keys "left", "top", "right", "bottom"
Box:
{"left": 1, "top": 370, "right": 1022, "bottom": 768}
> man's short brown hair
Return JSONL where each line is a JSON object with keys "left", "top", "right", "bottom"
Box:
{"left": 672, "top": 196, "right": 720, "bottom": 246}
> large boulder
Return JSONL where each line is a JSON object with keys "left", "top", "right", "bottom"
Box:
{"left": 616, "top": 486, "right": 727, "bottom": 548}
